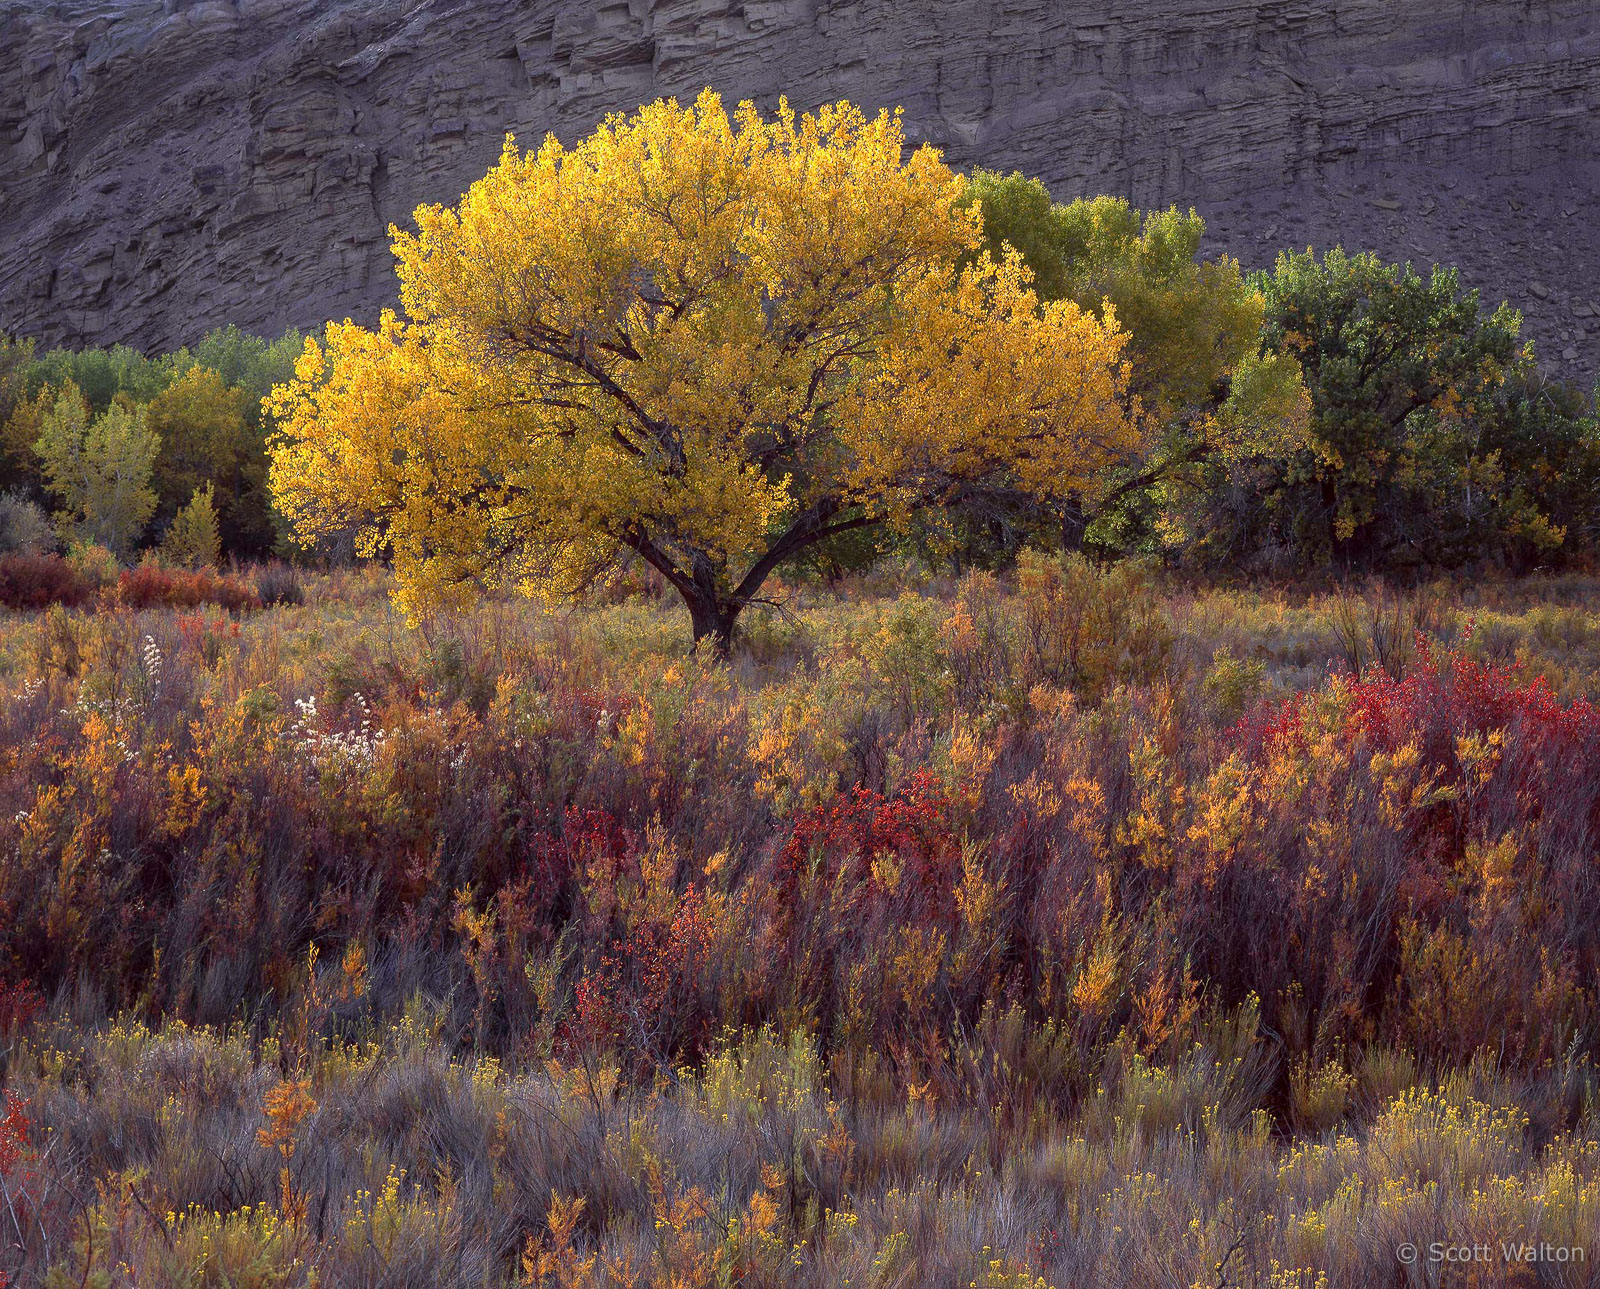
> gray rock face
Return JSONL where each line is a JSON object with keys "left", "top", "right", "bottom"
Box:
{"left": 1, "top": 0, "right": 1597, "bottom": 382}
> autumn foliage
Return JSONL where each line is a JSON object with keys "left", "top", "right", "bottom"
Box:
{"left": 4, "top": 82, "right": 1600, "bottom": 1289}
{"left": 268, "top": 93, "right": 1133, "bottom": 648}
{"left": 2, "top": 567, "right": 1600, "bottom": 1282}
{"left": 0, "top": 552, "right": 92, "bottom": 610}
{"left": 115, "top": 562, "right": 259, "bottom": 611}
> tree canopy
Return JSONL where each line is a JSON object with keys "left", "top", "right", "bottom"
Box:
{"left": 268, "top": 92, "right": 1135, "bottom": 648}
{"left": 1169, "top": 247, "right": 1588, "bottom": 572}
{"left": 960, "top": 172, "right": 1307, "bottom": 555}
{"left": 146, "top": 366, "right": 251, "bottom": 540}
{"left": 34, "top": 381, "right": 161, "bottom": 556}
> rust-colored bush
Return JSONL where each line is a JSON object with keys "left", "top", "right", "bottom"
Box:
{"left": 0, "top": 553, "right": 92, "bottom": 610}
{"left": 116, "top": 563, "right": 261, "bottom": 612}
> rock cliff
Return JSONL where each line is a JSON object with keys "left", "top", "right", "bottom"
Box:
{"left": 2, "top": 0, "right": 1597, "bottom": 380}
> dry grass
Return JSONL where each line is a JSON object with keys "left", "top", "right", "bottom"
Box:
{"left": 2, "top": 561, "right": 1600, "bottom": 1286}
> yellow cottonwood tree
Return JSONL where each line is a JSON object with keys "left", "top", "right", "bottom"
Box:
{"left": 269, "top": 91, "right": 1134, "bottom": 649}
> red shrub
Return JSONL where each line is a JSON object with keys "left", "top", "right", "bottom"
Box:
{"left": 175, "top": 612, "right": 241, "bottom": 645}
{"left": 174, "top": 612, "right": 242, "bottom": 666}
{"left": 564, "top": 884, "right": 715, "bottom": 1073}
{"left": 0, "top": 1095, "right": 28, "bottom": 1175}
{"left": 117, "top": 564, "right": 260, "bottom": 612}
{"left": 0, "top": 981, "right": 42, "bottom": 1038}
{"left": 0, "top": 553, "right": 91, "bottom": 611}
{"left": 1232, "top": 639, "right": 1600, "bottom": 770}
{"left": 475, "top": 806, "right": 611, "bottom": 936}
{"left": 751, "top": 773, "right": 964, "bottom": 1050}
{"left": 1345, "top": 637, "right": 1600, "bottom": 756}
{"left": 1229, "top": 694, "right": 1308, "bottom": 759}
{"left": 563, "top": 806, "right": 630, "bottom": 869}
{"left": 780, "top": 770, "right": 958, "bottom": 919}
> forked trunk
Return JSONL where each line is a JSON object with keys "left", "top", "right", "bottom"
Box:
{"left": 686, "top": 593, "right": 738, "bottom": 656}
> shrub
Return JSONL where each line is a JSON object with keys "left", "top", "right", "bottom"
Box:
{"left": 4, "top": 566, "right": 1600, "bottom": 1285}
{"left": 63, "top": 540, "right": 118, "bottom": 590}
{"left": 0, "top": 491, "right": 53, "bottom": 556}
{"left": 1201, "top": 648, "right": 1266, "bottom": 722}
{"left": 0, "top": 552, "right": 91, "bottom": 610}
{"left": 565, "top": 883, "right": 717, "bottom": 1075}
{"left": 0, "top": 1094, "right": 28, "bottom": 1174}
{"left": 254, "top": 560, "right": 305, "bottom": 607}
{"left": 1015, "top": 549, "right": 1171, "bottom": 700}
{"left": 116, "top": 563, "right": 260, "bottom": 612}
{"left": 1232, "top": 636, "right": 1600, "bottom": 767}
{"left": 0, "top": 980, "right": 43, "bottom": 1039}
{"left": 160, "top": 482, "right": 222, "bottom": 568}
{"left": 762, "top": 771, "right": 965, "bottom": 1056}
{"left": 1345, "top": 635, "right": 1600, "bottom": 757}
{"left": 861, "top": 593, "right": 953, "bottom": 718}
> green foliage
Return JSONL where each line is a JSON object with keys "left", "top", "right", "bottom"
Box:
{"left": 1175, "top": 247, "right": 1583, "bottom": 573}
{"left": 1202, "top": 649, "right": 1267, "bottom": 723}
{"left": 0, "top": 333, "right": 37, "bottom": 496}
{"left": 861, "top": 592, "right": 954, "bottom": 717}
{"left": 64, "top": 539, "right": 120, "bottom": 590}
{"left": 161, "top": 482, "right": 223, "bottom": 569}
{"left": 788, "top": 520, "right": 892, "bottom": 583}
{"left": 146, "top": 329, "right": 299, "bottom": 557}
{"left": 966, "top": 179, "right": 1258, "bottom": 422}
{"left": 146, "top": 366, "right": 255, "bottom": 544}
{"left": 959, "top": 173, "right": 1308, "bottom": 559}
{"left": 24, "top": 340, "right": 174, "bottom": 414}
{"left": 1472, "top": 366, "right": 1600, "bottom": 558}
{"left": 2, "top": 326, "right": 301, "bottom": 562}
{"left": 184, "top": 324, "right": 303, "bottom": 420}
{"left": 34, "top": 382, "right": 162, "bottom": 557}
{"left": 3, "top": 200, "right": 1596, "bottom": 590}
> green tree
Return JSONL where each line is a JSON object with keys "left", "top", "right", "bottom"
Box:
{"left": 161, "top": 482, "right": 222, "bottom": 568}
{"left": 79, "top": 326, "right": 304, "bottom": 558}
{"left": 1177, "top": 248, "right": 1536, "bottom": 572}
{"left": 35, "top": 382, "right": 161, "bottom": 557}
{"left": 25, "top": 343, "right": 173, "bottom": 415}
{"left": 959, "top": 173, "right": 1306, "bottom": 557}
{"left": 194, "top": 327, "right": 302, "bottom": 557}
{"left": 146, "top": 366, "right": 252, "bottom": 541}
{"left": 0, "top": 334, "right": 40, "bottom": 497}
{"left": 1465, "top": 367, "right": 1600, "bottom": 563}
{"left": 190, "top": 325, "right": 303, "bottom": 417}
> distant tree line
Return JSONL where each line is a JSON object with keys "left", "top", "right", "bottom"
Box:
{"left": 0, "top": 325, "right": 301, "bottom": 566}
{"left": 916, "top": 172, "right": 1600, "bottom": 577}
{"left": 3, "top": 165, "right": 1596, "bottom": 589}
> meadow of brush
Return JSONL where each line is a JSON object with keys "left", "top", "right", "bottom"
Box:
{"left": 0, "top": 558, "right": 1598, "bottom": 1286}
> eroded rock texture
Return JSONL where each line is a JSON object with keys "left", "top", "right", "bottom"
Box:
{"left": 1, "top": 0, "right": 1597, "bottom": 379}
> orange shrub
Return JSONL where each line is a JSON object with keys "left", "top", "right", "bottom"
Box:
{"left": 116, "top": 563, "right": 261, "bottom": 612}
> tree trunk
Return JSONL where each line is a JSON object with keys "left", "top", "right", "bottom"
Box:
{"left": 686, "top": 592, "right": 738, "bottom": 656}
{"left": 1059, "top": 494, "right": 1087, "bottom": 552}
{"left": 1322, "top": 476, "right": 1342, "bottom": 566}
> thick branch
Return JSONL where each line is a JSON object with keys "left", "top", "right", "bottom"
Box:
{"left": 729, "top": 504, "right": 881, "bottom": 606}
{"left": 618, "top": 526, "right": 696, "bottom": 603}
{"left": 501, "top": 325, "right": 686, "bottom": 471}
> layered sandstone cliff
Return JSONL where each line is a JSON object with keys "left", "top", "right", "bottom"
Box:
{"left": 1, "top": 0, "right": 1597, "bottom": 380}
